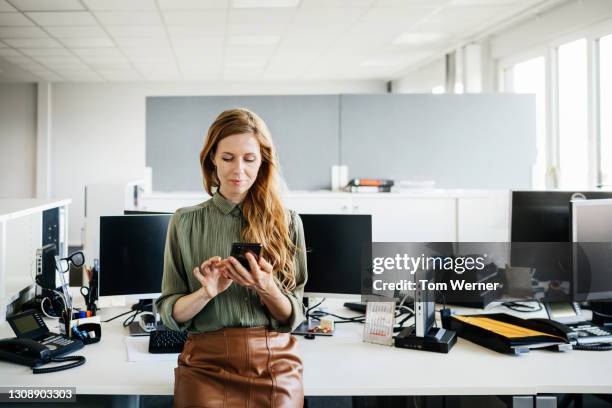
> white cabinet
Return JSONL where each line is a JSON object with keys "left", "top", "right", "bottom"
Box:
{"left": 351, "top": 196, "right": 456, "bottom": 242}
{"left": 457, "top": 192, "right": 510, "bottom": 242}
{"left": 283, "top": 194, "right": 351, "bottom": 214}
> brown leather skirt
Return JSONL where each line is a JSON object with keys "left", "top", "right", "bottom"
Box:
{"left": 174, "top": 326, "right": 304, "bottom": 408}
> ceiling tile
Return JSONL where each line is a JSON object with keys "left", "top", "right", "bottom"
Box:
{"left": 3, "top": 54, "right": 32, "bottom": 64}
{"left": 158, "top": 0, "right": 229, "bottom": 9}
{"left": 162, "top": 10, "right": 226, "bottom": 26}
{"left": 374, "top": 0, "right": 449, "bottom": 6}
{"left": 58, "top": 70, "right": 103, "bottom": 81}
{"left": 10, "top": 0, "right": 85, "bottom": 11}
{"left": 72, "top": 47, "right": 123, "bottom": 57}
{"left": 93, "top": 11, "right": 162, "bottom": 25}
{"left": 62, "top": 37, "right": 114, "bottom": 47}
{"left": 0, "top": 0, "right": 16, "bottom": 12}
{"left": 97, "top": 69, "right": 142, "bottom": 80}
{"left": 20, "top": 47, "right": 72, "bottom": 56}
{"left": 171, "top": 36, "right": 224, "bottom": 49}
{"left": 26, "top": 11, "right": 98, "bottom": 26}
{"left": 105, "top": 25, "right": 166, "bottom": 38}
{"left": 83, "top": 0, "right": 157, "bottom": 11}
{"left": 4, "top": 37, "right": 62, "bottom": 47}
{"left": 232, "top": 0, "right": 300, "bottom": 8}
{"left": 228, "top": 9, "right": 294, "bottom": 27}
{"left": 45, "top": 25, "right": 107, "bottom": 37}
{"left": 228, "top": 35, "right": 278, "bottom": 46}
{"left": 301, "top": 0, "right": 375, "bottom": 7}
{"left": 168, "top": 25, "right": 225, "bottom": 37}
{"left": 114, "top": 36, "right": 169, "bottom": 48}
{"left": 0, "top": 47, "right": 21, "bottom": 56}
{"left": 0, "top": 26, "right": 48, "bottom": 38}
{"left": 0, "top": 12, "right": 35, "bottom": 26}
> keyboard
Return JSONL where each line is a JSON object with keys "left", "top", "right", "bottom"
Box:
{"left": 148, "top": 330, "right": 187, "bottom": 354}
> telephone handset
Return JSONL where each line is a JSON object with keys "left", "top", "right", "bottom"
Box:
{"left": 0, "top": 310, "right": 86, "bottom": 374}
{"left": 0, "top": 337, "right": 51, "bottom": 367}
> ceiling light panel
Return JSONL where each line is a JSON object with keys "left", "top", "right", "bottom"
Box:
{"left": 93, "top": 11, "right": 162, "bottom": 25}
{"left": 83, "top": 0, "right": 158, "bottom": 11}
{"left": 232, "top": 0, "right": 300, "bottom": 8}
{"left": 0, "top": 12, "right": 35, "bottom": 26}
{"left": 4, "top": 37, "right": 62, "bottom": 47}
{"left": 44, "top": 25, "right": 107, "bottom": 37}
{"left": 158, "top": 0, "right": 229, "bottom": 9}
{"left": 0, "top": 26, "right": 48, "bottom": 38}
{"left": 26, "top": 11, "right": 98, "bottom": 26}
{"left": 9, "top": 0, "right": 85, "bottom": 11}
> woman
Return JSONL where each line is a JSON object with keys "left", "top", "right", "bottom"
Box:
{"left": 155, "top": 108, "right": 307, "bottom": 408}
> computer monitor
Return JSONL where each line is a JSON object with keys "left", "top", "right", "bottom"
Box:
{"left": 510, "top": 191, "right": 612, "bottom": 282}
{"left": 300, "top": 214, "right": 372, "bottom": 299}
{"left": 99, "top": 215, "right": 171, "bottom": 300}
{"left": 571, "top": 199, "right": 612, "bottom": 302}
{"left": 124, "top": 210, "right": 172, "bottom": 215}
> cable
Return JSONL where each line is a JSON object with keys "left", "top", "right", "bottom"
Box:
{"left": 40, "top": 297, "right": 59, "bottom": 319}
{"left": 573, "top": 343, "right": 612, "bottom": 351}
{"left": 502, "top": 301, "right": 542, "bottom": 312}
{"left": 33, "top": 355, "right": 86, "bottom": 374}
{"left": 102, "top": 309, "right": 137, "bottom": 323}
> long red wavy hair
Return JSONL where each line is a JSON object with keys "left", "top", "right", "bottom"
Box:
{"left": 199, "top": 108, "right": 297, "bottom": 293}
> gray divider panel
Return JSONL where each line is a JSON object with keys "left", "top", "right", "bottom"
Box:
{"left": 146, "top": 95, "right": 340, "bottom": 191}
{"left": 340, "top": 94, "right": 536, "bottom": 189}
{"left": 146, "top": 94, "right": 536, "bottom": 192}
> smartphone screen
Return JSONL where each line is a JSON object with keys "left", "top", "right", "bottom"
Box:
{"left": 230, "top": 243, "right": 262, "bottom": 270}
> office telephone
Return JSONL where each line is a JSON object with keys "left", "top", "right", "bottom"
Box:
{"left": 0, "top": 310, "right": 85, "bottom": 374}
{"left": 528, "top": 318, "right": 612, "bottom": 351}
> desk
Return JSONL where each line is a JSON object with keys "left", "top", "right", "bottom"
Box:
{"left": 1, "top": 303, "right": 611, "bottom": 406}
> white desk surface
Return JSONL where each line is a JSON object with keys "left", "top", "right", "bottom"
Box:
{"left": 1, "top": 303, "right": 611, "bottom": 397}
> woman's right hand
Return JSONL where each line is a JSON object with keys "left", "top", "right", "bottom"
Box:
{"left": 193, "top": 256, "right": 233, "bottom": 299}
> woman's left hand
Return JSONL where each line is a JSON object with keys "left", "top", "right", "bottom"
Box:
{"left": 222, "top": 253, "right": 276, "bottom": 294}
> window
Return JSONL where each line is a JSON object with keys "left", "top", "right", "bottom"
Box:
{"left": 511, "top": 57, "right": 546, "bottom": 188}
{"left": 558, "top": 38, "right": 588, "bottom": 188}
{"left": 600, "top": 34, "right": 612, "bottom": 187}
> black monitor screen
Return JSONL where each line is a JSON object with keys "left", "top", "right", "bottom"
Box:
{"left": 99, "top": 215, "right": 171, "bottom": 297}
{"left": 300, "top": 214, "right": 372, "bottom": 296}
{"left": 510, "top": 191, "right": 612, "bottom": 291}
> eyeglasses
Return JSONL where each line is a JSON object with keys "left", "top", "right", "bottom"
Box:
{"left": 55, "top": 251, "right": 85, "bottom": 274}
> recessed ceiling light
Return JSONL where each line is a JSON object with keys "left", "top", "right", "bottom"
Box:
{"left": 393, "top": 32, "right": 444, "bottom": 45}
{"left": 232, "top": 0, "right": 300, "bottom": 8}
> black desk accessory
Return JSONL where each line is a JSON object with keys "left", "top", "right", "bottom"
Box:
{"left": 1, "top": 310, "right": 85, "bottom": 373}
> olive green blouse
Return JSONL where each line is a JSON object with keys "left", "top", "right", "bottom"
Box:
{"left": 155, "top": 192, "right": 308, "bottom": 333}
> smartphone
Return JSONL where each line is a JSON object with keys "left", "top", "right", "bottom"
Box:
{"left": 230, "top": 243, "right": 262, "bottom": 270}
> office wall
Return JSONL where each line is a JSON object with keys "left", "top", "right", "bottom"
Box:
{"left": 0, "top": 83, "right": 36, "bottom": 198}
{"left": 391, "top": 57, "right": 446, "bottom": 93}
{"left": 50, "top": 80, "right": 386, "bottom": 245}
{"left": 490, "top": 0, "right": 612, "bottom": 60}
